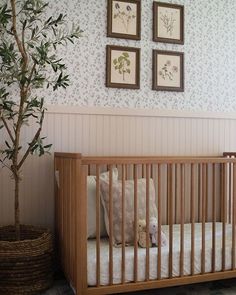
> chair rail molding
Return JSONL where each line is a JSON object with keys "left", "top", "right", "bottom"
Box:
{"left": 46, "top": 105, "right": 236, "bottom": 120}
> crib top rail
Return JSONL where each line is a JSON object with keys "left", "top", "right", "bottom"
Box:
{"left": 82, "top": 157, "right": 236, "bottom": 165}
{"left": 55, "top": 152, "right": 236, "bottom": 165}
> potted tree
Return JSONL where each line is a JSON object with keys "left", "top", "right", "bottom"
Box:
{"left": 0, "top": 0, "right": 82, "bottom": 294}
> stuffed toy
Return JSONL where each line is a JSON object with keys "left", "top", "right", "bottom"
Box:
{"left": 149, "top": 217, "right": 167, "bottom": 247}
{"left": 137, "top": 219, "right": 151, "bottom": 248}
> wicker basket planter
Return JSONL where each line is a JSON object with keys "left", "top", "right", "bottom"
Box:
{"left": 0, "top": 225, "right": 53, "bottom": 295}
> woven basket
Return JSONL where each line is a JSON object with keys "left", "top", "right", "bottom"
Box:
{"left": 0, "top": 225, "right": 53, "bottom": 295}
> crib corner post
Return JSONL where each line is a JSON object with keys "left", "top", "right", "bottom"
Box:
{"left": 75, "top": 158, "right": 88, "bottom": 295}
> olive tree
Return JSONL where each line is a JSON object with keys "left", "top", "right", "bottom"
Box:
{"left": 0, "top": 0, "right": 82, "bottom": 240}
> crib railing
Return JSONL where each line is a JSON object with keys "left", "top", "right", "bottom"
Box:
{"left": 55, "top": 153, "right": 236, "bottom": 295}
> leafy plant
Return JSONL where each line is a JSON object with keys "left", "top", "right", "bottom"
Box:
{"left": 160, "top": 11, "right": 176, "bottom": 36}
{"left": 113, "top": 52, "right": 131, "bottom": 81}
{"left": 158, "top": 60, "right": 178, "bottom": 81}
{"left": 0, "top": 0, "right": 82, "bottom": 240}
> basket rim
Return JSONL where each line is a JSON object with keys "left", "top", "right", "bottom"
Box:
{"left": 0, "top": 224, "right": 51, "bottom": 245}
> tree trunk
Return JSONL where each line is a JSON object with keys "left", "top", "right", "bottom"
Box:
{"left": 14, "top": 173, "right": 20, "bottom": 241}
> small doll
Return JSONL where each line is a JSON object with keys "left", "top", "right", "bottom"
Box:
{"left": 149, "top": 217, "right": 167, "bottom": 247}
{"left": 137, "top": 219, "right": 151, "bottom": 248}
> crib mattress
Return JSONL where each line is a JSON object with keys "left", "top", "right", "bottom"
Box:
{"left": 87, "top": 222, "right": 234, "bottom": 286}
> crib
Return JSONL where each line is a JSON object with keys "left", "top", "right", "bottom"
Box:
{"left": 54, "top": 152, "right": 236, "bottom": 295}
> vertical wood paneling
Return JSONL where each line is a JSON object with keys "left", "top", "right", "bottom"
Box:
{"left": 1, "top": 109, "right": 236, "bottom": 228}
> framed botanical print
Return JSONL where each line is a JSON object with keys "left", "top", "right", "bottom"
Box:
{"left": 106, "top": 45, "right": 140, "bottom": 89}
{"left": 107, "top": 0, "right": 141, "bottom": 40}
{"left": 153, "top": 2, "right": 184, "bottom": 44}
{"left": 153, "top": 50, "right": 184, "bottom": 92}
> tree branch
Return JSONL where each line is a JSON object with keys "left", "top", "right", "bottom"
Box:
{"left": 18, "top": 125, "right": 41, "bottom": 170}
{"left": 10, "top": 0, "right": 29, "bottom": 174}
{"left": 27, "top": 62, "right": 36, "bottom": 88}
{"left": 10, "top": 0, "right": 26, "bottom": 62}
{"left": 1, "top": 116, "right": 15, "bottom": 143}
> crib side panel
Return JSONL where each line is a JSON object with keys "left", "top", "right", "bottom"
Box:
{"left": 85, "top": 156, "right": 236, "bottom": 295}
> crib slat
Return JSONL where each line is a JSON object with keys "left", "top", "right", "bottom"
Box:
{"left": 169, "top": 164, "right": 173, "bottom": 279}
{"left": 121, "top": 165, "right": 126, "bottom": 284}
{"left": 220, "top": 164, "right": 223, "bottom": 222}
{"left": 88, "top": 164, "right": 91, "bottom": 176}
{"left": 166, "top": 165, "right": 169, "bottom": 225}
{"left": 146, "top": 164, "right": 150, "bottom": 281}
{"left": 96, "top": 165, "right": 101, "bottom": 286}
{"left": 133, "top": 164, "right": 138, "bottom": 282}
{"left": 201, "top": 164, "right": 206, "bottom": 274}
{"left": 67, "top": 161, "right": 72, "bottom": 277}
{"left": 126, "top": 165, "right": 129, "bottom": 180}
{"left": 229, "top": 162, "right": 232, "bottom": 224}
{"left": 60, "top": 160, "right": 64, "bottom": 271}
{"left": 142, "top": 164, "right": 145, "bottom": 178}
{"left": 109, "top": 165, "right": 113, "bottom": 285}
{"left": 212, "top": 164, "right": 216, "bottom": 273}
{"left": 157, "top": 164, "right": 162, "bottom": 280}
{"left": 180, "top": 164, "right": 185, "bottom": 277}
{"left": 175, "top": 165, "right": 178, "bottom": 224}
{"left": 206, "top": 164, "right": 208, "bottom": 222}
{"left": 191, "top": 164, "right": 195, "bottom": 276}
{"left": 233, "top": 163, "right": 236, "bottom": 270}
{"left": 198, "top": 165, "right": 202, "bottom": 222}
{"left": 222, "top": 163, "right": 226, "bottom": 271}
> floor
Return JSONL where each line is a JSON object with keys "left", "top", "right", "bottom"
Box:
{"left": 42, "top": 277, "right": 236, "bottom": 295}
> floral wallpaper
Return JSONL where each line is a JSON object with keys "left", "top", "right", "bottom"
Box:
{"left": 46, "top": 0, "right": 236, "bottom": 111}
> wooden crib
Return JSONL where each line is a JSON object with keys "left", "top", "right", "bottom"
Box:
{"left": 54, "top": 152, "right": 236, "bottom": 295}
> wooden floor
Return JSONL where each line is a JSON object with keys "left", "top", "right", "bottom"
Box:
{"left": 42, "top": 282, "right": 73, "bottom": 295}
{"left": 42, "top": 278, "right": 236, "bottom": 295}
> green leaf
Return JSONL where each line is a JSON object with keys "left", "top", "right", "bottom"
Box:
{"left": 0, "top": 4, "right": 12, "bottom": 28}
{"left": 5, "top": 140, "right": 10, "bottom": 148}
{"left": 122, "top": 52, "right": 129, "bottom": 58}
{"left": 44, "top": 144, "right": 52, "bottom": 149}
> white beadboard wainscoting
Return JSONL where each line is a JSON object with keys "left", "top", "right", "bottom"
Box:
{"left": 1, "top": 106, "right": 236, "bottom": 229}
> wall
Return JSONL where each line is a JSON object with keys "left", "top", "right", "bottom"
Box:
{"left": 46, "top": 0, "right": 236, "bottom": 111}
{"left": 1, "top": 107, "right": 236, "bottom": 228}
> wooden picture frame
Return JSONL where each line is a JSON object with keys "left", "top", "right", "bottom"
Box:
{"left": 106, "top": 45, "right": 140, "bottom": 89}
{"left": 153, "top": 2, "right": 184, "bottom": 44}
{"left": 153, "top": 50, "right": 184, "bottom": 92}
{"left": 107, "top": 0, "right": 141, "bottom": 40}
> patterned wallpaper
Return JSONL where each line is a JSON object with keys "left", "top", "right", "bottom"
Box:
{"left": 46, "top": 0, "right": 236, "bottom": 111}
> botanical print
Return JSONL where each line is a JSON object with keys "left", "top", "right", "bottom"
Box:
{"left": 159, "top": 60, "right": 178, "bottom": 81}
{"left": 160, "top": 11, "right": 176, "bottom": 37}
{"left": 157, "top": 7, "right": 180, "bottom": 40}
{"left": 157, "top": 54, "right": 181, "bottom": 88}
{"left": 113, "top": 52, "right": 131, "bottom": 82}
{"left": 110, "top": 50, "right": 136, "bottom": 85}
{"left": 112, "top": 1, "right": 137, "bottom": 35}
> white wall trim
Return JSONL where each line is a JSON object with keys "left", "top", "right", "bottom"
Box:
{"left": 46, "top": 105, "right": 236, "bottom": 120}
